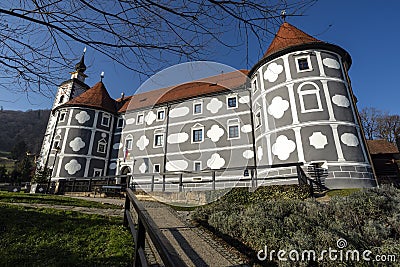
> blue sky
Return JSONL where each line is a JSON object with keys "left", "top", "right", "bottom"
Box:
{"left": 1, "top": 1, "right": 399, "bottom": 115}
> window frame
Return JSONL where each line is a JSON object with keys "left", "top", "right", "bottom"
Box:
{"left": 101, "top": 113, "right": 111, "bottom": 127}
{"left": 194, "top": 161, "right": 202, "bottom": 172}
{"left": 153, "top": 133, "right": 164, "bottom": 148}
{"left": 117, "top": 118, "right": 124, "bottom": 128}
{"left": 298, "top": 81, "right": 323, "bottom": 113}
{"left": 136, "top": 113, "right": 144, "bottom": 125}
{"left": 226, "top": 95, "right": 238, "bottom": 109}
{"left": 252, "top": 78, "right": 258, "bottom": 93}
{"left": 97, "top": 139, "right": 107, "bottom": 153}
{"left": 156, "top": 109, "right": 165, "bottom": 121}
{"left": 227, "top": 124, "right": 240, "bottom": 140}
{"left": 295, "top": 55, "right": 313, "bottom": 73}
{"left": 93, "top": 168, "right": 102, "bottom": 177}
{"left": 255, "top": 110, "right": 262, "bottom": 129}
{"left": 59, "top": 111, "right": 67, "bottom": 122}
{"left": 153, "top": 164, "right": 160, "bottom": 173}
{"left": 191, "top": 124, "right": 204, "bottom": 144}
{"left": 125, "top": 135, "right": 133, "bottom": 150}
{"left": 193, "top": 102, "right": 203, "bottom": 115}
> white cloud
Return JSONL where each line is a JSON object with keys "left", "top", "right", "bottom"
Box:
{"left": 126, "top": 118, "right": 135, "bottom": 125}
{"left": 136, "top": 135, "right": 149, "bottom": 151}
{"left": 169, "top": 107, "right": 189, "bottom": 118}
{"left": 241, "top": 124, "right": 252, "bottom": 133}
{"left": 166, "top": 160, "right": 188, "bottom": 171}
{"left": 207, "top": 125, "right": 224, "bottom": 142}
{"left": 332, "top": 95, "right": 350, "bottom": 108}
{"left": 207, "top": 153, "right": 225, "bottom": 169}
{"left": 264, "top": 62, "right": 283, "bottom": 83}
{"left": 69, "top": 137, "right": 85, "bottom": 152}
{"left": 75, "top": 111, "right": 90, "bottom": 124}
{"left": 272, "top": 135, "right": 296, "bottom": 161}
{"left": 109, "top": 162, "right": 117, "bottom": 170}
{"left": 242, "top": 150, "right": 254, "bottom": 159}
{"left": 167, "top": 133, "right": 189, "bottom": 144}
{"left": 145, "top": 111, "right": 157, "bottom": 125}
{"left": 268, "top": 96, "right": 289, "bottom": 119}
{"left": 139, "top": 162, "right": 147, "bottom": 173}
{"left": 257, "top": 146, "right": 263, "bottom": 160}
{"left": 341, "top": 133, "right": 359, "bottom": 147}
{"left": 206, "top": 98, "right": 223, "bottom": 114}
{"left": 239, "top": 96, "right": 250, "bottom": 104}
{"left": 113, "top": 143, "right": 122, "bottom": 150}
{"left": 323, "top": 58, "right": 340, "bottom": 69}
{"left": 65, "top": 159, "right": 81, "bottom": 175}
{"left": 309, "top": 132, "right": 328, "bottom": 149}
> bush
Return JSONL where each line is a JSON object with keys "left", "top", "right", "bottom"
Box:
{"left": 192, "top": 185, "right": 400, "bottom": 266}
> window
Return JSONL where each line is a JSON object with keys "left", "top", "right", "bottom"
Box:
{"left": 228, "top": 125, "right": 239, "bottom": 139}
{"left": 93, "top": 168, "right": 102, "bottom": 177}
{"left": 194, "top": 162, "right": 202, "bottom": 172}
{"left": 153, "top": 164, "right": 160, "bottom": 173}
{"left": 137, "top": 113, "right": 144, "bottom": 124}
{"left": 252, "top": 79, "right": 258, "bottom": 93}
{"left": 298, "top": 82, "right": 323, "bottom": 113}
{"left": 255, "top": 111, "right": 262, "bottom": 128}
{"left": 157, "top": 110, "right": 165, "bottom": 121}
{"left": 227, "top": 96, "right": 238, "bottom": 109}
{"left": 101, "top": 113, "right": 110, "bottom": 127}
{"left": 58, "top": 95, "right": 64, "bottom": 104}
{"left": 193, "top": 103, "right": 202, "bottom": 114}
{"left": 59, "top": 111, "right": 67, "bottom": 122}
{"left": 97, "top": 139, "right": 107, "bottom": 153}
{"left": 125, "top": 136, "right": 133, "bottom": 150}
{"left": 117, "top": 118, "right": 124, "bottom": 128}
{"left": 244, "top": 169, "right": 249, "bottom": 177}
{"left": 154, "top": 134, "right": 164, "bottom": 147}
{"left": 295, "top": 55, "right": 312, "bottom": 72}
{"left": 192, "top": 129, "right": 203, "bottom": 143}
{"left": 53, "top": 140, "right": 60, "bottom": 149}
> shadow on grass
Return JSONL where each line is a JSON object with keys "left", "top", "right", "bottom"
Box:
{"left": 0, "top": 204, "right": 133, "bottom": 266}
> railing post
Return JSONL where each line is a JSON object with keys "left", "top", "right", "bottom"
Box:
{"left": 123, "top": 194, "right": 130, "bottom": 228}
{"left": 212, "top": 171, "right": 216, "bottom": 190}
{"left": 251, "top": 169, "right": 256, "bottom": 189}
{"left": 88, "top": 178, "right": 92, "bottom": 192}
{"left": 133, "top": 218, "right": 146, "bottom": 267}
{"left": 162, "top": 175, "right": 166, "bottom": 192}
{"left": 179, "top": 173, "right": 183, "bottom": 192}
{"left": 151, "top": 175, "right": 154, "bottom": 192}
{"left": 72, "top": 179, "right": 76, "bottom": 192}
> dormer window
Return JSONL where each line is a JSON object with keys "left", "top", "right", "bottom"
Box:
{"left": 157, "top": 109, "right": 165, "bottom": 121}
{"left": 101, "top": 113, "right": 110, "bottom": 127}
{"left": 295, "top": 55, "right": 312, "bottom": 72}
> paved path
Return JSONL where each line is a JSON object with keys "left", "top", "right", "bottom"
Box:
{"left": 140, "top": 201, "right": 247, "bottom": 267}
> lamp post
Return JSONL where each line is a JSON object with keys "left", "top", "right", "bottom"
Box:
{"left": 47, "top": 146, "right": 61, "bottom": 193}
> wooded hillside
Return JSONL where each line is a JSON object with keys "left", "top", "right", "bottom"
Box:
{"left": 0, "top": 110, "right": 50, "bottom": 154}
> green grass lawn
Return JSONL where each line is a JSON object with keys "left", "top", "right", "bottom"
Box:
{"left": 0, "top": 203, "right": 133, "bottom": 266}
{"left": 0, "top": 191, "right": 121, "bottom": 209}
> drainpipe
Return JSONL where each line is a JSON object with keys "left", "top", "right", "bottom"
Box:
{"left": 162, "top": 104, "right": 171, "bottom": 190}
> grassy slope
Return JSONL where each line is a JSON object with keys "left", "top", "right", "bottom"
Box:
{"left": 0, "top": 204, "right": 133, "bottom": 266}
{"left": 0, "top": 192, "right": 121, "bottom": 209}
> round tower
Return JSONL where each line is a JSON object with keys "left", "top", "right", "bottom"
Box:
{"left": 249, "top": 22, "right": 376, "bottom": 188}
{"left": 48, "top": 81, "right": 116, "bottom": 179}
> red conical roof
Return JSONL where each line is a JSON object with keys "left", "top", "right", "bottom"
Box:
{"left": 63, "top": 81, "right": 116, "bottom": 113}
{"left": 263, "top": 22, "right": 322, "bottom": 59}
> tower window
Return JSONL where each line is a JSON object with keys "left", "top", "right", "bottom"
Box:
{"left": 227, "top": 96, "right": 238, "bottom": 109}
{"left": 253, "top": 79, "right": 258, "bottom": 93}
{"left": 97, "top": 139, "right": 107, "bottom": 153}
{"left": 255, "top": 111, "right": 262, "bottom": 128}
{"left": 117, "top": 118, "right": 124, "bottom": 128}
{"left": 101, "top": 113, "right": 110, "bottom": 127}
{"left": 194, "top": 161, "right": 202, "bottom": 172}
{"left": 295, "top": 55, "right": 312, "bottom": 72}
{"left": 125, "top": 135, "right": 133, "bottom": 150}
{"left": 93, "top": 168, "right": 102, "bottom": 177}
{"left": 58, "top": 95, "right": 65, "bottom": 104}
{"left": 153, "top": 164, "right": 160, "bottom": 173}
{"left": 59, "top": 111, "right": 67, "bottom": 122}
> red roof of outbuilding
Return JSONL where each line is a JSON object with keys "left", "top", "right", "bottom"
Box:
{"left": 263, "top": 22, "right": 322, "bottom": 59}
{"left": 62, "top": 81, "right": 116, "bottom": 113}
{"left": 367, "top": 139, "right": 399, "bottom": 155}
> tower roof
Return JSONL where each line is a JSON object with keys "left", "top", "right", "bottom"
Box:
{"left": 263, "top": 22, "right": 322, "bottom": 59}
{"left": 61, "top": 81, "right": 116, "bottom": 113}
{"left": 249, "top": 22, "right": 351, "bottom": 77}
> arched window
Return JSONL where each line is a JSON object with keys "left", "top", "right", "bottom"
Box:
{"left": 97, "top": 138, "right": 107, "bottom": 153}
{"left": 297, "top": 82, "right": 323, "bottom": 113}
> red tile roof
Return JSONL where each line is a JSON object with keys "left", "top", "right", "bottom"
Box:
{"left": 263, "top": 22, "right": 322, "bottom": 59}
{"left": 62, "top": 81, "right": 116, "bottom": 113}
{"left": 118, "top": 70, "right": 248, "bottom": 112}
{"left": 367, "top": 139, "right": 399, "bottom": 155}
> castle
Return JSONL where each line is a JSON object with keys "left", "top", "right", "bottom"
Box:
{"left": 38, "top": 22, "right": 376, "bottom": 190}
